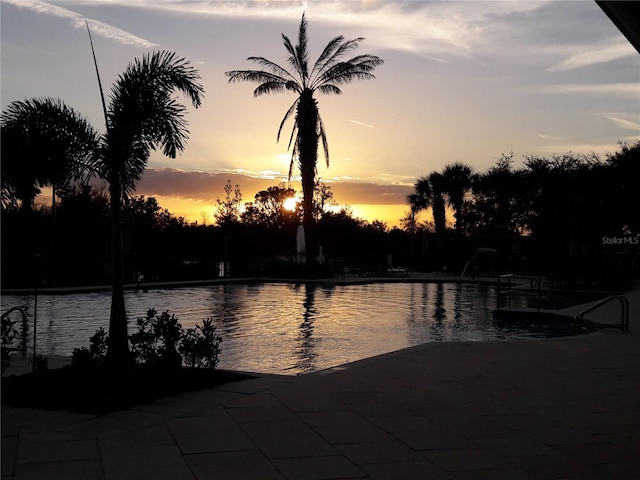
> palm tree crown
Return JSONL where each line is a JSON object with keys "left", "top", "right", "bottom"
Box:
{"left": 441, "top": 162, "right": 474, "bottom": 235}
{"left": 102, "top": 51, "right": 204, "bottom": 198}
{"left": 226, "top": 13, "right": 383, "bottom": 231}
{"left": 1, "top": 98, "right": 99, "bottom": 211}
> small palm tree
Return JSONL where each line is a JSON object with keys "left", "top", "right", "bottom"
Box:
{"left": 408, "top": 173, "right": 446, "bottom": 235}
{"left": 1, "top": 98, "right": 99, "bottom": 213}
{"left": 96, "top": 51, "right": 204, "bottom": 365}
{"left": 428, "top": 172, "right": 447, "bottom": 235}
{"left": 226, "top": 13, "right": 383, "bottom": 250}
{"left": 441, "top": 162, "right": 474, "bottom": 235}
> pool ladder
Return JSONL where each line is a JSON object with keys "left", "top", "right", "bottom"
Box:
{"left": 574, "top": 295, "right": 629, "bottom": 333}
{"left": 1, "top": 307, "right": 29, "bottom": 357}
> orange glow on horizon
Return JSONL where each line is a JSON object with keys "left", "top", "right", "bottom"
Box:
{"left": 154, "top": 195, "right": 406, "bottom": 228}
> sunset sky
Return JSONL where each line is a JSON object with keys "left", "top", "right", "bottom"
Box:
{"left": 2, "top": 0, "right": 638, "bottom": 226}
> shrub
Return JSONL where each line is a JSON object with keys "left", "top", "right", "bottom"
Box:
{"left": 71, "top": 327, "right": 108, "bottom": 369}
{"left": 33, "top": 355, "right": 48, "bottom": 372}
{"left": 129, "top": 309, "right": 182, "bottom": 368}
{"left": 180, "top": 318, "right": 222, "bottom": 369}
{"left": 72, "top": 310, "right": 222, "bottom": 371}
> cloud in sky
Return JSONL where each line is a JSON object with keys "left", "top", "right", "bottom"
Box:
{"left": 522, "top": 82, "right": 640, "bottom": 97}
{"left": 4, "top": 0, "right": 159, "bottom": 48}
{"left": 2, "top": 0, "right": 638, "bottom": 225}
{"left": 349, "top": 119, "right": 375, "bottom": 129}
{"left": 6, "top": 0, "right": 560, "bottom": 59}
{"left": 138, "top": 168, "right": 411, "bottom": 206}
{"left": 546, "top": 41, "right": 636, "bottom": 72}
{"left": 597, "top": 114, "right": 640, "bottom": 132}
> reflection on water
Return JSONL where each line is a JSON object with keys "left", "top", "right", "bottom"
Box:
{"left": 1, "top": 282, "right": 571, "bottom": 375}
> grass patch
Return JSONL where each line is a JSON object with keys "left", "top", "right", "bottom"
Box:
{"left": 2, "top": 365, "right": 254, "bottom": 415}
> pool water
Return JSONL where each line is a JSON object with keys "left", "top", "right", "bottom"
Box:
{"left": 1, "top": 282, "right": 579, "bottom": 375}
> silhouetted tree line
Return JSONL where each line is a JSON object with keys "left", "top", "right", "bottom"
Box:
{"left": 406, "top": 141, "right": 640, "bottom": 289}
{"left": 1, "top": 179, "right": 416, "bottom": 288}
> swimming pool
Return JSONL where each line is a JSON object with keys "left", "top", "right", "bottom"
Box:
{"left": 1, "top": 282, "right": 576, "bottom": 375}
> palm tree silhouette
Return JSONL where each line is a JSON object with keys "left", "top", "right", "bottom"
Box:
{"left": 95, "top": 51, "right": 204, "bottom": 365}
{"left": 226, "top": 13, "right": 383, "bottom": 252}
{"left": 441, "top": 162, "right": 474, "bottom": 236}
{"left": 409, "top": 172, "right": 447, "bottom": 235}
{"left": 1, "top": 98, "right": 98, "bottom": 214}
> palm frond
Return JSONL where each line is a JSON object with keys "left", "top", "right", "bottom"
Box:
{"left": 246, "top": 56, "right": 296, "bottom": 81}
{"left": 316, "top": 84, "right": 342, "bottom": 96}
{"left": 277, "top": 99, "right": 299, "bottom": 143}
{"left": 254, "top": 81, "right": 289, "bottom": 97}
{"left": 310, "top": 35, "right": 345, "bottom": 77}
{"left": 311, "top": 37, "right": 363, "bottom": 80}
{"left": 318, "top": 114, "right": 329, "bottom": 168}
{"left": 296, "top": 13, "right": 310, "bottom": 83}
{"left": 314, "top": 55, "right": 383, "bottom": 88}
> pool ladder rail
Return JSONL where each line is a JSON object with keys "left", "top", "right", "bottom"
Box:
{"left": 1, "top": 306, "right": 29, "bottom": 358}
{"left": 574, "top": 295, "right": 630, "bottom": 333}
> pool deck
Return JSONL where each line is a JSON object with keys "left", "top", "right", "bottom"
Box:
{"left": 2, "top": 285, "right": 639, "bottom": 479}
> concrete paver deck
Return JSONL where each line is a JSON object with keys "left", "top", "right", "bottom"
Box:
{"left": 2, "top": 288, "right": 639, "bottom": 480}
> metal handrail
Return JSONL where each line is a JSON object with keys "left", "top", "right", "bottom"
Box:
{"left": 574, "top": 295, "right": 629, "bottom": 332}
{"left": 1, "top": 306, "right": 28, "bottom": 357}
{"left": 497, "top": 274, "right": 552, "bottom": 311}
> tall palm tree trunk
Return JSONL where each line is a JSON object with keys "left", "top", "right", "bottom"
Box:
{"left": 432, "top": 195, "right": 446, "bottom": 234}
{"left": 107, "top": 179, "right": 129, "bottom": 366}
{"left": 298, "top": 90, "right": 319, "bottom": 262}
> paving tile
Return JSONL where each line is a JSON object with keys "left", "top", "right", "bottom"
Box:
{"left": 600, "top": 459, "right": 640, "bottom": 480}
{"left": 16, "top": 438, "right": 99, "bottom": 464}
{"left": 369, "top": 415, "right": 445, "bottom": 433}
{"left": 272, "top": 389, "right": 345, "bottom": 412}
{"left": 337, "top": 441, "right": 426, "bottom": 465}
{"left": 12, "top": 459, "right": 104, "bottom": 480}
{"left": 58, "top": 422, "right": 127, "bottom": 438}
{"left": 448, "top": 468, "right": 535, "bottom": 480}
{"left": 487, "top": 413, "right": 562, "bottom": 430}
{"left": 99, "top": 424, "right": 175, "bottom": 447}
{"left": 314, "top": 419, "right": 392, "bottom": 444}
{"left": 186, "top": 450, "right": 285, "bottom": 480}
{"left": 421, "top": 448, "right": 513, "bottom": 471}
{"left": 240, "top": 420, "right": 337, "bottom": 459}
{"left": 444, "top": 421, "right": 513, "bottom": 440}
{"left": 80, "top": 410, "right": 166, "bottom": 431}
{"left": 300, "top": 410, "right": 365, "bottom": 428}
{"left": 556, "top": 442, "right": 639, "bottom": 465}
{"left": 14, "top": 428, "right": 89, "bottom": 444}
{"left": 520, "top": 426, "right": 601, "bottom": 446}
{"left": 172, "top": 419, "right": 254, "bottom": 454}
{"left": 597, "top": 430, "right": 640, "bottom": 453}
{"left": 507, "top": 454, "right": 614, "bottom": 479}
{"left": 350, "top": 401, "right": 418, "bottom": 418}
{"left": 273, "top": 455, "right": 365, "bottom": 480}
{"left": 393, "top": 430, "right": 473, "bottom": 451}
{"left": 361, "top": 460, "right": 453, "bottom": 480}
{"left": 419, "top": 408, "right": 486, "bottom": 426}
{"left": 185, "top": 403, "right": 229, "bottom": 416}
{"left": 472, "top": 437, "right": 558, "bottom": 457}
{"left": 100, "top": 444, "right": 193, "bottom": 480}
{"left": 330, "top": 391, "right": 390, "bottom": 406}
{"left": 227, "top": 405, "right": 296, "bottom": 423}
{"left": 1, "top": 435, "right": 17, "bottom": 477}
{"left": 223, "top": 392, "right": 284, "bottom": 408}
{"left": 129, "top": 400, "right": 191, "bottom": 417}
{"left": 166, "top": 413, "right": 234, "bottom": 435}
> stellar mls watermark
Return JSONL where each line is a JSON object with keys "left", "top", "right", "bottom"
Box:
{"left": 601, "top": 236, "right": 640, "bottom": 245}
